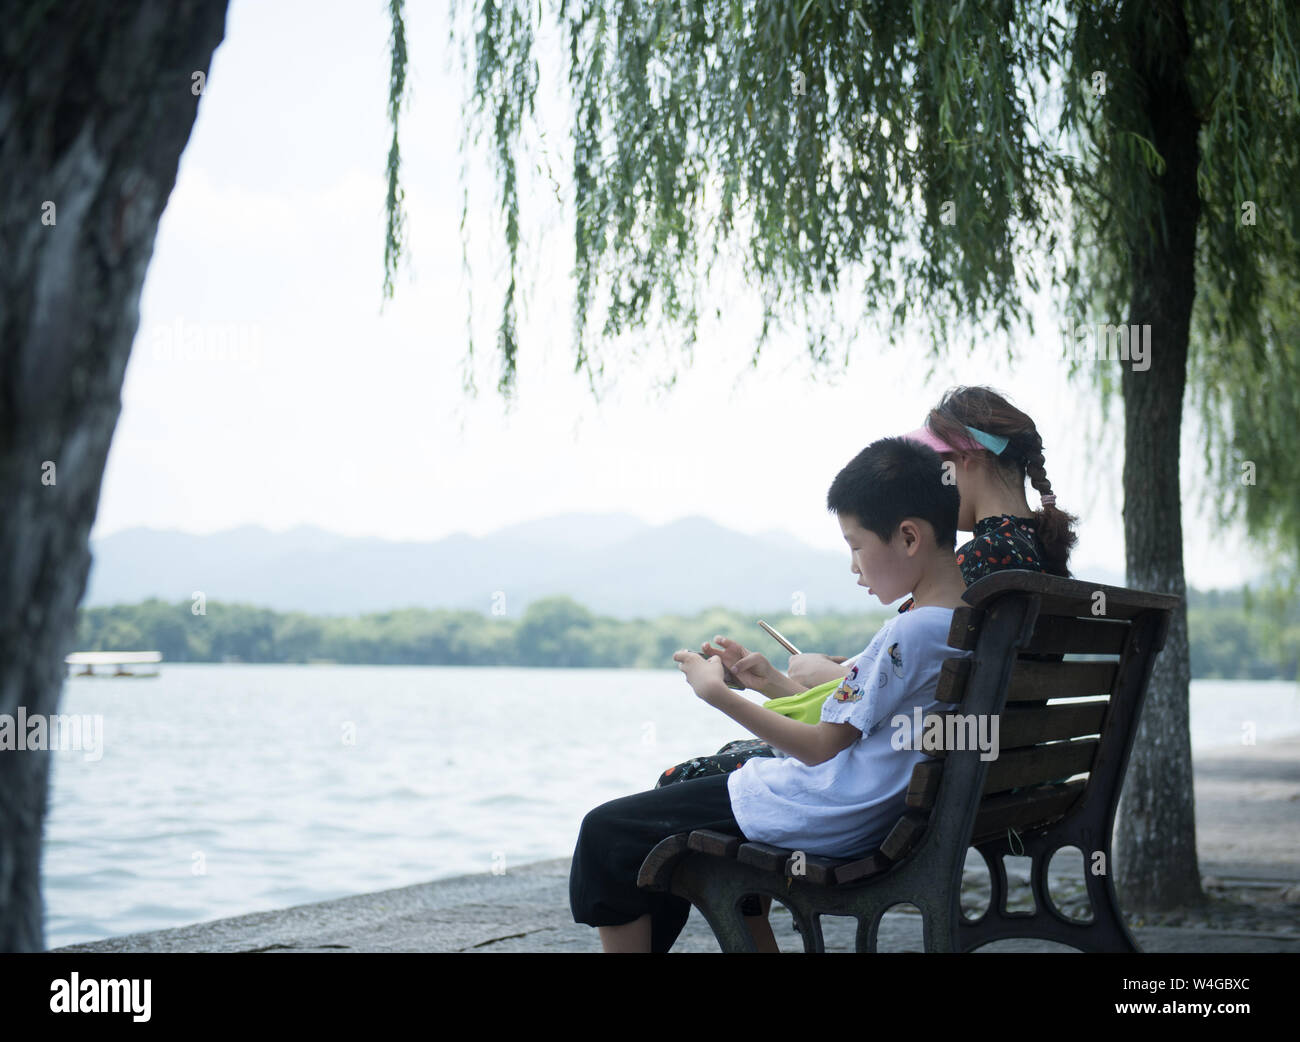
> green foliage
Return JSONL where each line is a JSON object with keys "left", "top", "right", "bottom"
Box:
{"left": 515, "top": 596, "right": 601, "bottom": 666}
{"left": 72, "top": 592, "right": 1296, "bottom": 679}
{"left": 383, "top": 0, "right": 408, "bottom": 303}
{"left": 431, "top": 0, "right": 1076, "bottom": 395}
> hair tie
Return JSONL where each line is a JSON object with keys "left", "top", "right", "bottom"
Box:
{"left": 1040, "top": 493, "right": 1057, "bottom": 508}
{"left": 962, "top": 424, "right": 1009, "bottom": 456}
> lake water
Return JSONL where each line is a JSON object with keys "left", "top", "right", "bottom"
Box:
{"left": 42, "top": 664, "right": 1300, "bottom": 949}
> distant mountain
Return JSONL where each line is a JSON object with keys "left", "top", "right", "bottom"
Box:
{"left": 84, "top": 512, "right": 1138, "bottom": 618}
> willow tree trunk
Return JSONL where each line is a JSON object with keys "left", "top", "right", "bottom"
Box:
{"left": 0, "top": 1, "right": 228, "bottom": 951}
{"left": 1113, "top": 0, "right": 1204, "bottom": 913}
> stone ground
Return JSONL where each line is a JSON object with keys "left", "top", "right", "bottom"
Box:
{"left": 51, "top": 737, "right": 1300, "bottom": 953}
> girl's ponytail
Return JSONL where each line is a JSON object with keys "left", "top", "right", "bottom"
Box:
{"left": 1022, "top": 437, "right": 1079, "bottom": 578}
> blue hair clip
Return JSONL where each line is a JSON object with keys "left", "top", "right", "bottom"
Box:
{"left": 964, "top": 425, "right": 1009, "bottom": 455}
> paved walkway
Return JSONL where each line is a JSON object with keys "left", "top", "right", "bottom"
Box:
{"left": 51, "top": 737, "right": 1300, "bottom": 953}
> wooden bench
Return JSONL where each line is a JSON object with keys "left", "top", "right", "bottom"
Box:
{"left": 637, "top": 571, "right": 1179, "bottom": 952}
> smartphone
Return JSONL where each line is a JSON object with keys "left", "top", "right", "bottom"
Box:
{"left": 757, "top": 619, "right": 801, "bottom": 655}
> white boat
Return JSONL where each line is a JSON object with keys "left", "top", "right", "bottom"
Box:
{"left": 65, "top": 651, "right": 162, "bottom": 678}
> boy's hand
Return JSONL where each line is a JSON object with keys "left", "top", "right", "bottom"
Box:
{"left": 673, "top": 649, "right": 727, "bottom": 704}
{"left": 701, "top": 635, "right": 755, "bottom": 675}
{"left": 702, "top": 635, "right": 787, "bottom": 694}
{"left": 696, "top": 639, "right": 744, "bottom": 689}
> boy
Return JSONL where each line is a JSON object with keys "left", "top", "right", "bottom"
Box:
{"left": 568, "top": 436, "right": 971, "bottom": 952}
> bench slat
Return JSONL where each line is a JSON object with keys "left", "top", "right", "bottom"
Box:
{"left": 682, "top": 835, "right": 890, "bottom": 888}
{"left": 830, "top": 851, "right": 895, "bottom": 886}
{"left": 687, "top": 829, "right": 743, "bottom": 858}
{"left": 982, "top": 739, "right": 1097, "bottom": 794}
{"left": 736, "top": 841, "right": 794, "bottom": 873}
{"left": 879, "top": 811, "right": 929, "bottom": 861}
{"left": 801, "top": 854, "right": 846, "bottom": 887}
{"left": 1005, "top": 660, "right": 1118, "bottom": 700}
{"left": 690, "top": 830, "right": 847, "bottom": 887}
{"left": 1023, "top": 614, "right": 1129, "bottom": 655}
{"left": 906, "top": 762, "right": 943, "bottom": 808}
{"left": 947, "top": 606, "right": 1130, "bottom": 656}
{"left": 914, "top": 703, "right": 1109, "bottom": 761}
{"left": 947, "top": 607, "right": 985, "bottom": 650}
{"left": 970, "top": 780, "right": 1086, "bottom": 843}
{"left": 962, "top": 571, "right": 1181, "bottom": 619}
{"left": 936, "top": 658, "right": 1119, "bottom": 704}
{"left": 684, "top": 834, "right": 884, "bottom": 888}
{"left": 934, "top": 658, "right": 973, "bottom": 702}
{"left": 997, "top": 701, "right": 1109, "bottom": 748}
{"left": 906, "top": 739, "right": 1098, "bottom": 808}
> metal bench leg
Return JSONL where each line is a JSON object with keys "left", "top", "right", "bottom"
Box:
{"left": 854, "top": 913, "right": 880, "bottom": 952}
{"left": 1082, "top": 866, "right": 1142, "bottom": 953}
{"left": 783, "top": 897, "right": 826, "bottom": 953}
{"left": 923, "top": 897, "right": 960, "bottom": 952}
{"left": 669, "top": 855, "right": 758, "bottom": 951}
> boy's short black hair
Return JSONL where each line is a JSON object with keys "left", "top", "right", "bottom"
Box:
{"left": 827, "top": 436, "right": 959, "bottom": 548}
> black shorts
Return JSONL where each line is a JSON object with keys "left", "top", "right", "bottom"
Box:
{"left": 569, "top": 774, "right": 752, "bottom": 951}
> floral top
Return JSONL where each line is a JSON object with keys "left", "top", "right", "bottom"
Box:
{"left": 958, "top": 513, "right": 1044, "bottom": 579}
{"left": 898, "top": 514, "right": 1046, "bottom": 613}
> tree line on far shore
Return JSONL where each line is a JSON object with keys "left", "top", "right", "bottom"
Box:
{"left": 72, "top": 591, "right": 1299, "bottom": 681}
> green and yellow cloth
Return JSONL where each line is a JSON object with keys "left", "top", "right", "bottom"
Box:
{"left": 761, "top": 677, "right": 845, "bottom": 725}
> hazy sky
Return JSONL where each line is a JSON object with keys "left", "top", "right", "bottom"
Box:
{"left": 91, "top": 0, "right": 1267, "bottom": 590}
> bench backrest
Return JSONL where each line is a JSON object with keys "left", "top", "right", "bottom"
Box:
{"left": 875, "top": 570, "right": 1178, "bottom": 862}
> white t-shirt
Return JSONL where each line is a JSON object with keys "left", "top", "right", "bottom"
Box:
{"left": 727, "top": 606, "right": 969, "bottom": 857}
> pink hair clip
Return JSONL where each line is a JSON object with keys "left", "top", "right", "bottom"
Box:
{"left": 1041, "top": 494, "right": 1057, "bottom": 507}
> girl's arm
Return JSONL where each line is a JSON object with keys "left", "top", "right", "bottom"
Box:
{"left": 787, "top": 652, "right": 852, "bottom": 687}
{"left": 674, "top": 651, "right": 859, "bottom": 766}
